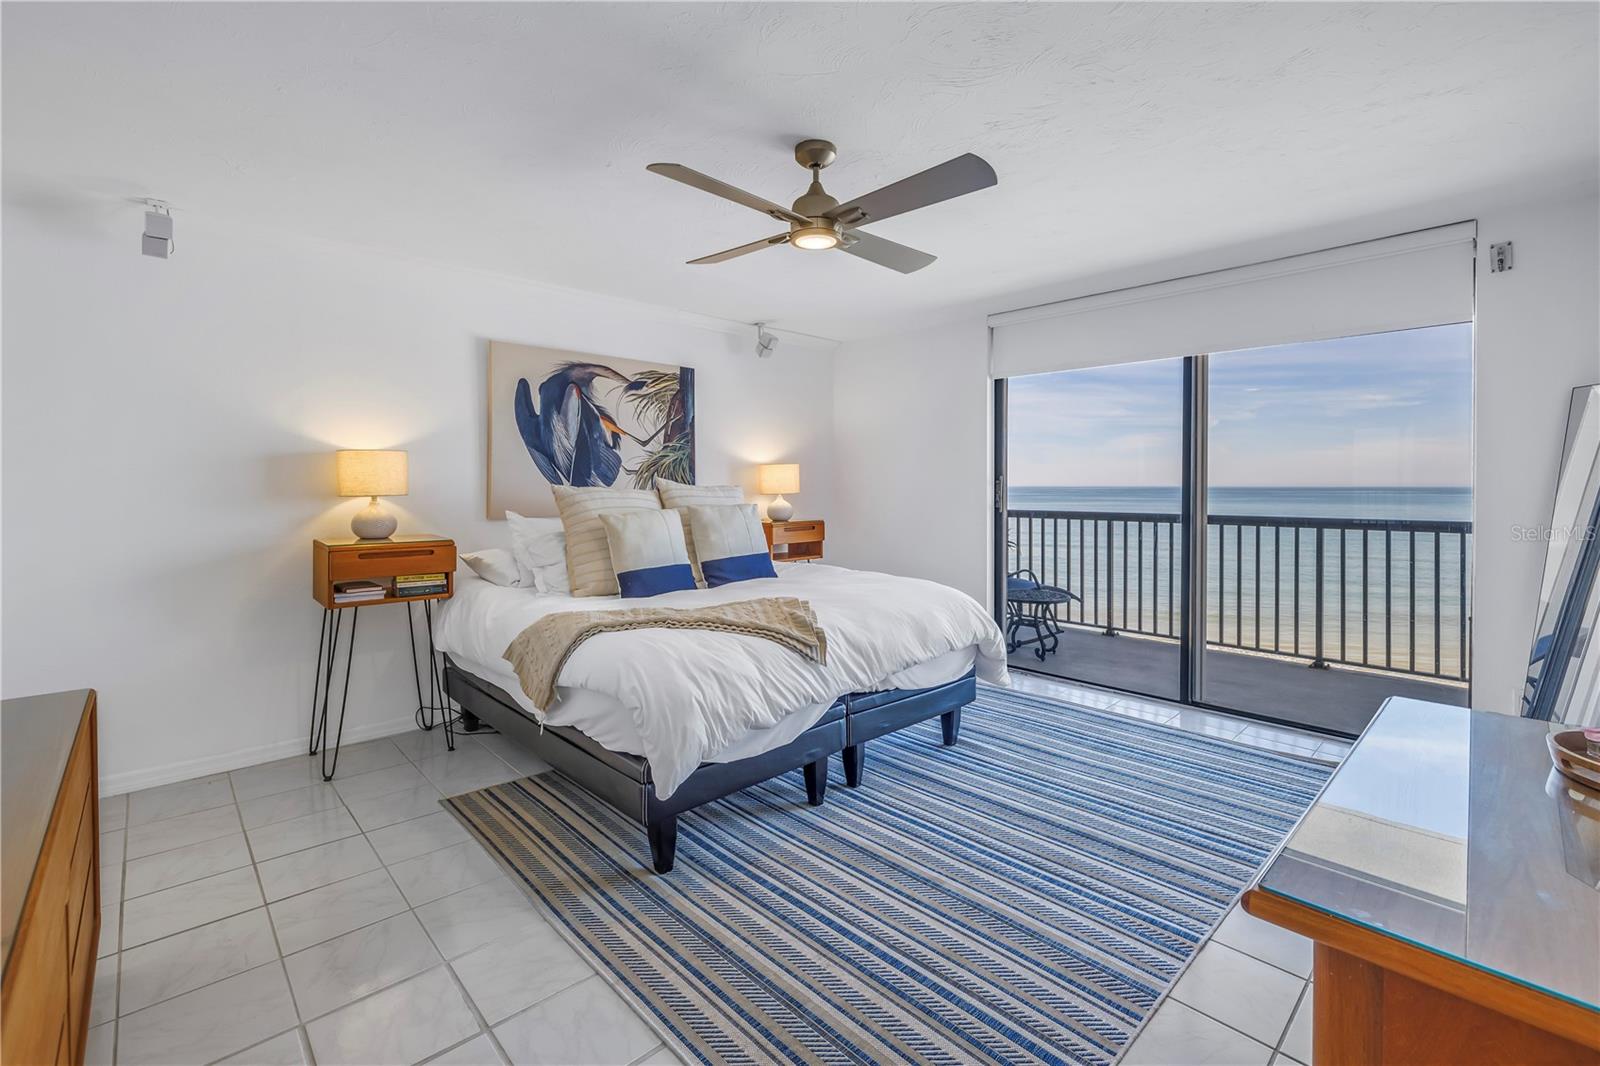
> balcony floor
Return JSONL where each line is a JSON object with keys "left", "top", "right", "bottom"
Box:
{"left": 1008, "top": 626, "right": 1468, "bottom": 735}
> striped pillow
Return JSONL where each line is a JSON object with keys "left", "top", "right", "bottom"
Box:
{"left": 654, "top": 478, "right": 744, "bottom": 585}
{"left": 600, "top": 510, "right": 697, "bottom": 598}
{"left": 686, "top": 504, "right": 778, "bottom": 587}
{"left": 551, "top": 485, "right": 664, "bottom": 597}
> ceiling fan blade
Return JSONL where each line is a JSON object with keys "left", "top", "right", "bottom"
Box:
{"left": 687, "top": 233, "right": 790, "bottom": 265}
{"left": 647, "top": 163, "right": 809, "bottom": 226}
{"left": 828, "top": 153, "right": 997, "bottom": 229}
{"left": 838, "top": 231, "right": 937, "bottom": 274}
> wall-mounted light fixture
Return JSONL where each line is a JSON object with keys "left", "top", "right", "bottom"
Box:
{"left": 755, "top": 323, "right": 778, "bottom": 358}
{"left": 141, "top": 200, "right": 173, "bottom": 258}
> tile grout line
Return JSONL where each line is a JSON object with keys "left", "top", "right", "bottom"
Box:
{"left": 102, "top": 732, "right": 572, "bottom": 1064}
{"left": 436, "top": 955, "right": 506, "bottom": 1064}
{"left": 1272, "top": 980, "right": 1312, "bottom": 1060}
{"left": 1157, "top": 993, "right": 1289, "bottom": 1058}
{"left": 225, "top": 770, "right": 323, "bottom": 1066}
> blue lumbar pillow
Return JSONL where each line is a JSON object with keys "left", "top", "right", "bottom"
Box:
{"left": 599, "top": 509, "right": 698, "bottom": 598}
{"left": 687, "top": 504, "right": 779, "bottom": 587}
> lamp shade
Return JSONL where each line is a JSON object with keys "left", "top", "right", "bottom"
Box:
{"left": 336, "top": 450, "right": 408, "bottom": 498}
{"left": 757, "top": 463, "right": 800, "bottom": 496}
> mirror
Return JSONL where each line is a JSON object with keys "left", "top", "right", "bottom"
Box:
{"left": 1524, "top": 384, "right": 1600, "bottom": 723}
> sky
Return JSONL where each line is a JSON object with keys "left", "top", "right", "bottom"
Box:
{"left": 1006, "top": 322, "right": 1473, "bottom": 488}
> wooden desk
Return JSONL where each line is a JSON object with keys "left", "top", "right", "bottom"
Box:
{"left": 1244, "top": 697, "right": 1600, "bottom": 1065}
{"left": 2, "top": 690, "right": 99, "bottom": 1066}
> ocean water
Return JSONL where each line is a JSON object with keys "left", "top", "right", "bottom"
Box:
{"left": 1005, "top": 486, "right": 1472, "bottom": 677}
{"left": 1008, "top": 485, "right": 1471, "bottom": 523}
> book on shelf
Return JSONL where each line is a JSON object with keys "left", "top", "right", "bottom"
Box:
{"left": 395, "top": 573, "right": 448, "bottom": 585}
{"left": 393, "top": 585, "right": 448, "bottom": 597}
{"left": 332, "top": 579, "right": 387, "bottom": 604}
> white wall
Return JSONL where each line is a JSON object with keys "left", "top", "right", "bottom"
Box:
{"left": 830, "top": 320, "right": 993, "bottom": 605}
{"left": 1, "top": 203, "right": 836, "bottom": 792}
{"left": 830, "top": 188, "right": 1600, "bottom": 714}
{"left": 1472, "top": 192, "right": 1600, "bottom": 710}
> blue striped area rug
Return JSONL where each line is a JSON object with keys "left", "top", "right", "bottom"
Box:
{"left": 445, "top": 685, "right": 1329, "bottom": 1065}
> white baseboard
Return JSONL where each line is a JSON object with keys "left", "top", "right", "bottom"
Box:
{"left": 99, "top": 715, "right": 422, "bottom": 797}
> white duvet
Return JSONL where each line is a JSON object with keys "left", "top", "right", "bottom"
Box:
{"left": 432, "top": 563, "right": 1009, "bottom": 798}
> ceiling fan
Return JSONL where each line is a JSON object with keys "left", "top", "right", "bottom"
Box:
{"left": 646, "top": 139, "right": 996, "bottom": 274}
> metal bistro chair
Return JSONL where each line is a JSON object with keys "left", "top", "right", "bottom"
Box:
{"left": 1006, "top": 569, "right": 1082, "bottom": 660}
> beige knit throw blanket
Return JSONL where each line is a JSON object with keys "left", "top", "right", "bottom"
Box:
{"left": 503, "top": 597, "right": 828, "bottom": 709}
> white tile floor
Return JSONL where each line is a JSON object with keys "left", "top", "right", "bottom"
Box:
{"left": 91, "top": 674, "right": 1335, "bottom": 1065}
{"left": 91, "top": 727, "right": 683, "bottom": 1066}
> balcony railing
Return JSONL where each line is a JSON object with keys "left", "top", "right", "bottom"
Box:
{"left": 1006, "top": 509, "right": 1473, "bottom": 682}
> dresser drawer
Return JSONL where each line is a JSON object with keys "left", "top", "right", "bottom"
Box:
{"left": 329, "top": 542, "right": 456, "bottom": 582}
{"left": 1, "top": 892, "right": 69, "bottom": 1066}
{"left": 65, "top": 801, "right": 93, "bottom": 960}
{"left": 768, "top": 520, "right": 824, "bottom": 545}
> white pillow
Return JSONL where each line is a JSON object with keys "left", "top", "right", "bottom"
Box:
{"left": 505, "top": 512, "right": 571, "bottom": 595}
{"left": 654, "top": 478, "right": 744, "bottom": 586}
{"left": 599, "top": 509, "right": 697, "bottom": 598}
{"left": 551, "top": 485, "right": 664, "bottom": 597}
{"left": 460, "top": 548, "right": 525, "bottom": 587}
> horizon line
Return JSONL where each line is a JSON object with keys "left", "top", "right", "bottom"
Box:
{"left": 1009, "top": 484, "right": 1473, "bottom": 490}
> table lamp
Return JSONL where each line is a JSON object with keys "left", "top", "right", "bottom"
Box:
{"left": 336, "top": 449, "right": 407, "bottom": 539}
{"left": 758, "top": 463, "right": 799, "bottom": 522}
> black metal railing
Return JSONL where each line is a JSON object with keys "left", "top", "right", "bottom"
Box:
{"left": 1005, "top": 509, "right": 1472, "bottom": 682}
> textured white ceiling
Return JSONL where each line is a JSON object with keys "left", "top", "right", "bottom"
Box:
{"left": 4, "top": 3, "right": 1596, "bottom": 339}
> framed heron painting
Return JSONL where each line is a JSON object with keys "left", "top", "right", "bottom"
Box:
{"left": 486, "top": 340, "right": 696, "bottom": 517}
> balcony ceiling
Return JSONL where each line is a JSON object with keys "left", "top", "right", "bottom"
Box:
{"left": 4, "top": 3, "right": 1595, "bottom": 340}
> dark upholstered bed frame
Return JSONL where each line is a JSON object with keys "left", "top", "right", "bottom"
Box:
{"left": 442, "top": 656, "right": 976, "bottom": 873}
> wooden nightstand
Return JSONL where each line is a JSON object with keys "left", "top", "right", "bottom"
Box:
{"left": 764, "top": 519, "right": 824, "bottom": 563}
{"left": 310, "top": 535, "right": 457, "bottom": 779}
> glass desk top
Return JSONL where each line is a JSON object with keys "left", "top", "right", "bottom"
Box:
{"left": 1256, "top": 697, "right": 1600, "bottom": 1013}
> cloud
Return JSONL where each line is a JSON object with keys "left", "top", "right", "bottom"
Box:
{"left": 1007, "top": 323, "right": 1471, "bottom": 487}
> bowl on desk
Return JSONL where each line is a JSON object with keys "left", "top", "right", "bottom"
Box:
{"left": 1548, "top": 729, "right": 1600, "bottom": 791}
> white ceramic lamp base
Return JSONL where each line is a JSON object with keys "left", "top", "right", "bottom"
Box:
{"left": 767, "top": 494, "right": 794, "bottom": 522}
{"left": 351, "top": 497, "right": 397, "bottom": 540}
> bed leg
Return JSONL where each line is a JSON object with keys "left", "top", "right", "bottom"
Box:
{"left": 458, "top": 710, "right": 482, "bottom": 733}
{"left": 941, "top": 707, "right": 962, "bottom": 746}
{"left": 842, "top": 744, "right": 865, "bottom": 788}
{"left": 647, "top": 817, "right": 677, "bottom": 874}
{"left": 803, "top": 758, "right": 828, "bottom": 806}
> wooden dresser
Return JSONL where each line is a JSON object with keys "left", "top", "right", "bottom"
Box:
{"left": 1244, "top": 697, "right": 1600, "bottom": 1065}
{"left": 2, "top": 690, "right": 99, "bottom": 1066}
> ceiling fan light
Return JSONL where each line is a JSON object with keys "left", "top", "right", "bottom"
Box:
{"left": 791, "top": 225, "right": 840, "bottom": 250}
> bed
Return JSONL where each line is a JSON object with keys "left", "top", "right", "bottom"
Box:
{"left": 433, "top": 562, "right": 1007, "bottom": 871}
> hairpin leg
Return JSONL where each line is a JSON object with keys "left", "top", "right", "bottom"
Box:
{"left": 425, "top": 599, "right": 455, "bottom": 752}
{"left": 308, "top": 608, "right": 335, "bottom": 755}
{"left": 408, "top": 600, "right": 433, "bottom": 731}
{"left": 313, "top": 607, "right": 358, "bottom": 780}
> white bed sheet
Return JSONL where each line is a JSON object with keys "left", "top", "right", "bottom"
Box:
{"left": 438, "top": 571, "right": 978, "bottom": 763}
{"left": 433, "top": 561, "right": 1008, "bottom": 796}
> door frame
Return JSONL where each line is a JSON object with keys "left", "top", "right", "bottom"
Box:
{"left": 991, "top": 354, "right": 1366, "bottom": 737}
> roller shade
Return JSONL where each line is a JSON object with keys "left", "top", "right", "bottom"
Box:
{"left": 989, "top": 222, "right": 1476, "bottom": 379}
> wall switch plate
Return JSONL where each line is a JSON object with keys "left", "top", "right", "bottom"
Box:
{"left": 1490, "top": 241, "right": 1513, "bottom": 273}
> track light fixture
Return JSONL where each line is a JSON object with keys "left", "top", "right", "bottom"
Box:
{"left": 755, "top": 323, "right": 779, "bottom": 359}
{"left": 141, "top": 200, "right": 173, "bottom": 258}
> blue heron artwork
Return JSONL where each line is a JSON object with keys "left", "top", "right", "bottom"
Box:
{"left": 487, "top": 342, "right": 696, "bottom": 517}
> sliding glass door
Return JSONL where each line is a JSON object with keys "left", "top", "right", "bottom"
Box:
{"left": 1001, "top": 358, "right": 1186, "bottom": 701}
{"left": 1199, "top": 325, "right": 1474, "bottom": 730}
{"left": 997, "top": 324, "right": 1473, "bottom": 734}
